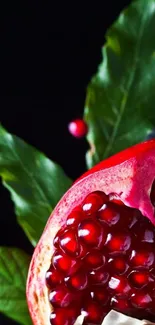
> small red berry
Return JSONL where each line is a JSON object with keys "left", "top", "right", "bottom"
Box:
{"left": 68, "top": 119, "right": 88, "bottom": 138}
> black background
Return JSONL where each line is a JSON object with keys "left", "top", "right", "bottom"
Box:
{"left": 0, "top": 1, "right": 131, "bottom": 324}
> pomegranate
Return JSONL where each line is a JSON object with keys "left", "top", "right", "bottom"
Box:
{"left": 27, "top": 140, "right": 155, "bottom": 325}
{"left": 68, "top": 119, "right": 88, "bottom": 138}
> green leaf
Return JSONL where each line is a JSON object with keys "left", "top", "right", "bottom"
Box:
{"left": 0, "top": 247, "right": 31, "bottom": 325}
{"left": 84, "top": 0, "right": 155, "bottom": 168}
{"left": 0, "top": 125, "right": 72, "bottom": 246}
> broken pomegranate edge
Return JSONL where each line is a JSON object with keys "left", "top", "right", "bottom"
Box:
{"left": 27, "top": 140, "right": 155, "bottom": 325}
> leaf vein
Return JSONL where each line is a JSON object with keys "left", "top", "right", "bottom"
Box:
{"left": 5, "top": 138, "right": 52, "bottom": 213}
{"left": 103, "top": 0, "right": 148, "bottom": 158}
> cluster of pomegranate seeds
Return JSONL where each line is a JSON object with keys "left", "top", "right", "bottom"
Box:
{"left": 46, "top": 190, "right": 155, "bottom": 325}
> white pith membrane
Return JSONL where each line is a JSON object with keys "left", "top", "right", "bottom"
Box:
{"left": 27, "top": 143, "right": 155, "bottom": 325}
{"left": 74, "top": 310, "right": 155, "bottom": 324}
{"left": 102, "top": 310, "right": 155, "bottom": 325}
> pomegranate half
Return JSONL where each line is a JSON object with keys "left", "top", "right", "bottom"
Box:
{"left": 27, "top": 140, "right": 155, "bottom": 325}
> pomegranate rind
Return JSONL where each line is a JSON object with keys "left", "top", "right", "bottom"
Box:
{"left": 27, "top": 140, "right": 155, "bottom": 325}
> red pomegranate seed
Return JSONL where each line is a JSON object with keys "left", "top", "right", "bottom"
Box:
{"left": 106, "top": 231, "right": 131, "bottom": 252}
{"left": 89, "top": 267, "right": 109, "bottom": 285}
{"left": 131, "top": 291, "right": 152, "bottom": 309}
{"left": 82, "top": 191, "right": 108, "bottom": 215}
{"left": 108, "top": 276, "right": 131, "bottom": 294}
{"left": 66, "top": 207, "right": 84, "bottom": 227}
{"left": 49, "top": 285, "right": 74, "bottom": 308}
{"left": 65, "top": 271, "right": 88, "bottom": 291}
{"left": 46, "top": 266, "right": 63, "bottom": 289}
{"left": 52, "top": 250, "right": 81, "bottom": 275}
{"left": 50, "top": 306, "right": 80, "bottom": 325}
{"left": 59, "top": 229, "right": 79, "bottom": 256}
{"left": 50, "top": 310, "right": 70, "bottom": 325}
{"left": 130, "top": 248, "right": 155, "bottom": 267}
{"left": 78, "top": 218, "right": 106, "bottom": 247}
{"left": 82, "top": 300, "right": 104, "bottom": 324}
{"left": 128, "top": 270, "right": 153, "bottom": 289}
{"left": 98, "top": 203, "right": 120, "bottom": 225}
{"left": 91, "top": 287, "right": 110, "bottom": 305}
{"left": 108, "top": 256, "right": 128, "bottom": 275}
{"left": 84, "top": 249, "right": 105, "bottom": 270}
{"left": 53, "top": 227, "right": 65, "bottom": 248}
{"left": 67, "top": 304, "right": 82, "bottom": 322}
{"left": 111, "top": 296, "right": 130, "bottom": 312}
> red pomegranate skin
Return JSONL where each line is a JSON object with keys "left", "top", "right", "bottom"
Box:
{"left": 27, "top": 140, "right": 155, "bottom": 325}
